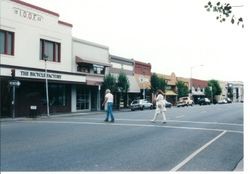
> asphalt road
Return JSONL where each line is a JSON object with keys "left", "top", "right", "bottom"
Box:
{"left": 0, "top": 103, "right": 243, "bottom": 171}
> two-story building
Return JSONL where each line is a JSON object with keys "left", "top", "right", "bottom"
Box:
{"left": 134, "top": 60, "right": 151, "bottom": 101}
{"left": 0, "top": 0, "right": 110, "bottom": 117}
{"left": 72, "top": 38, "right": 110, "bottom": 112}
{"left": 227, "top": 81, "right": 244, "bottom": 102}
{"left": 110, "top": 55, "right": 140, "bottom": 108}
{"left": 190, "top": 78, "right": 208, "bottom": 103}
{"left": 157, "top": 72, "right": 178, "bottom": 105}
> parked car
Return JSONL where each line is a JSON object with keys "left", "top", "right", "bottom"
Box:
{"left": 217, "top": 99, "right": 227, "bottom": 104}
{"left": 177, "top": 96, "right": 193, "bottom": 107}
{"left": 226, "top": 98, "right": 232, "bottom": 103}
{"left": 130, "top": 99, "right": 153, "bottom": 111}
{"left": 198, "top": 98, "right": 211, "bottom": 105}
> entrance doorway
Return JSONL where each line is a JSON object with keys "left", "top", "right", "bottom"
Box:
{"left": 76, "top": 85, "right": 90, "bottom": 110}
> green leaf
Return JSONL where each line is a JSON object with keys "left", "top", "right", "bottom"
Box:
{"left": 204, "top": 5, "right": 208, "bottom": 8}
{"left": 216, "top": 2, "right": 220, "bottom": 6}
{"left": 239, "top": 17, "right": 243, "bottom": 22}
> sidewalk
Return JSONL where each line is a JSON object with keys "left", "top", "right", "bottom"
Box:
{"left": 0, "top": 108, "right": 131, "bottom": 122}
{"left": 234, "top": 158, "right": 243, "bottom": 171}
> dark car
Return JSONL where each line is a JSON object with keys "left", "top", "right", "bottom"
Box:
{"left": 198, "top": 98, "right": 211, "bottom": 105}
{"left": 130, "top": 99, "right": 153, "bottom": 111}
{"left": 165, "top": 100, "right": 172, "bottom": 108}
{"left": 226, "top": 98, "right": 232, "bottom": 103}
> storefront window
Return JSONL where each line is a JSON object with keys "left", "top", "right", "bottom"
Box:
{"left": 76, "top": 85, "right": 90, "bottom": 110}
{"left": 49, "top": 84, "right": 66, "bottom": 106}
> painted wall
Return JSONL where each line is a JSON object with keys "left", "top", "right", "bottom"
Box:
{"left": 0, "top": 0, "right": 72, "bottom": 72}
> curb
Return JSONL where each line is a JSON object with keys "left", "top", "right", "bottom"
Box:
{"left": 0, "top": 109, "right": 132, "bottom": 122}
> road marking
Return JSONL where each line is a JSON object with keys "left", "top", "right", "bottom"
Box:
{"left": 18, "top": 120, "right": 243, "bottom": 134}
{"left": 54, "top": 117, "right": 243, "bottom": 127}
{"left": 170, "top": 131, "right": 227, "bottom": 171}
{"left": 176, "top": 115, "right": 185, "bottom": 118}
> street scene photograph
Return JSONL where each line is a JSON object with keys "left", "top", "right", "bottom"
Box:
{"left": 0, "top": 0, "right": 247, "bottom": 173}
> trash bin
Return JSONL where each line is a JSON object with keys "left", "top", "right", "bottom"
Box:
{"left": 30, "top": 105, "right": 37, "bottom": 118}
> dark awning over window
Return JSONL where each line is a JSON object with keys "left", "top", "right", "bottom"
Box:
{"left": 76, "top": 56, "right": 111, "bottom": 67}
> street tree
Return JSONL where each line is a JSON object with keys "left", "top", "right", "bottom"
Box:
{"left": 204, "top": 1, "right": 244, "bottom": 28}
{"left": 102, "top": 73, "right": 117, "bottom": 94}
{"left": 208, "top": 79, "right": 222, "bottom": 102}
{"left": 150, "top": 73, "right": 159, "bottom": 94}
{"left": 117, "top": 72, "right": 130, "bottom": 108}
{"left": 176, "top": 81, "right": 189, "bottom": 99}
{"left": 205, "top": 86, "right": 212, "bottom": 99}
{"left": 150, "top": 73, "right": 167, "bottom": 94}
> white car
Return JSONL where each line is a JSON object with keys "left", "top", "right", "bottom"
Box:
{"left": 130, "top": 99, "right": 153, "bottom": 111}
{"left": 177, "top": 97, "right": 193, "bottom": 107}
{"left": 217, "top": 99, "right": 227, "bottom": 104}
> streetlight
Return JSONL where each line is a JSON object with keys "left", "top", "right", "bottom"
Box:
{"left": 189, "top": 64, "right": 204, "bottom": 98}
{"left": 139, "top": 76, "right": 145, "bottom": 99}
{"left": 44, "top": 54, "right": 50, "bottom": 116}
{"left": 209, "top": 86, "right": 213, "bottom": 104}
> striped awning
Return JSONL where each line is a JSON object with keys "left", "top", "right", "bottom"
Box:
{"left": 165, "top": 90, "right": 177, "bottom": 96}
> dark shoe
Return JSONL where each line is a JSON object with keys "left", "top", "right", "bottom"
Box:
{"left": 104, "top": 119, "right": 108, "bottom": 122}
{"left": 110, "top": 119, "right": 115, "bottom": 123}
{"left": 162, "top": 121, "right": 166, "bottom": 124}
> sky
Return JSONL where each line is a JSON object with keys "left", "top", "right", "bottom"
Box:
{"left": 23, "top": 0, "right": 248, "bottom": 82}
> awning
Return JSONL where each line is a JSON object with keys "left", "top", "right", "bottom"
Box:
{"left": 76, "top": 56, "right": 111, "bottom": 67}
{"left": 112, "top": 73, "right": 140, "bottom": 93}
{"left": 127, "top": 75, "right": 141, "bottom": 93}
{"left": 165, "top": 90, "right": 177, "bottom": 96}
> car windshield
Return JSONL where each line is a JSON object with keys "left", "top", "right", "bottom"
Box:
{"left": 132, "top": 100, "right": 138, "bottom": 104}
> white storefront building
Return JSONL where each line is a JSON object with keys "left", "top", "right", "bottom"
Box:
{"left": 0, "top": 0, "right": 110, "bottom": 117}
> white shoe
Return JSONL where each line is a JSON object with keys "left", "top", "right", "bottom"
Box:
{"left": 151, "top": 120, "right": 156, "bottom": 123}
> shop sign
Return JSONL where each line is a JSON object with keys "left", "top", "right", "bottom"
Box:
{"left": 17, "top": 69, "right": 86, "bottom": 83}
{"left": 20, "top": 70, "right": 61, "bottom": 79}
{"left": 13, "top": 7, "right": 43, "bottom": 22}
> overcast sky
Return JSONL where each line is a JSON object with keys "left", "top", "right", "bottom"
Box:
{"left": 24, "top": 0, "right": 248, "bottom": 81}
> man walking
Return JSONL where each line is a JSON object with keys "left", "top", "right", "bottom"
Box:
{"left": 102, "top": 89, "right": 114, "bottom": 123}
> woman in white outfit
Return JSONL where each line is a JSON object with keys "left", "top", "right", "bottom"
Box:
{"left": 151, "top": 89, "right": 167, "bottom": 123}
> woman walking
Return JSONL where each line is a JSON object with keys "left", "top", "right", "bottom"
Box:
{"left": 151, "top": 89, "right": 167, "bottom": 123}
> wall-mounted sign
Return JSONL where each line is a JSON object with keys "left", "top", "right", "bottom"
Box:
{"left": 20, "top": 70, "right": 61, "bottom": 79}
{"left": 13, "top": 7, "right": 43, "bottom": 22}
{"left": 0, "top": 67, "right": 86, "bottom": 83}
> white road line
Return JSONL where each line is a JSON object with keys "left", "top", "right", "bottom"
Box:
{"left": 170, "top": 131, "right": 227, "bottom": 171}
{"left": 176, "top": 115, "right": 185, "bottom": 118}
{"left": 54, "top": 117, "right": 243, "bottom": 127}
{"left": 18, "top": 120, "right": 243, "bottom": 134}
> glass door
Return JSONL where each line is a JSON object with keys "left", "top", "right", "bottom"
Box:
{"left": 76, "top": 85, "right": 90, "bottom": 110}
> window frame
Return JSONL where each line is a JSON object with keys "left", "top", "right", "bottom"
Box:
{"left": 0, "top": 29, "right": 15, "bottom": 56}
{"left": 40, "top": 39, "right": 61, "bottom": 62}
